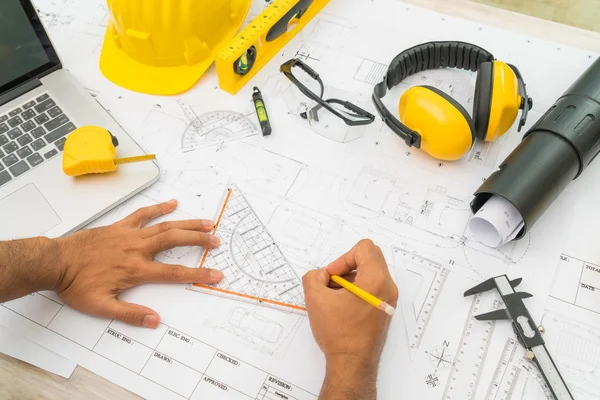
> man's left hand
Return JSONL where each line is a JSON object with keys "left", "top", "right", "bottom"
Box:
{"left": 54, "top": 199, "right": 222, "bottom": 329}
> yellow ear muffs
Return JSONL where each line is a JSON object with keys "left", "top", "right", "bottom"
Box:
{"left": 473, "top": 61, "right": 522, "bottom": 142}
{"left": 399, "top": 86, "right": 475, "bottom": 161}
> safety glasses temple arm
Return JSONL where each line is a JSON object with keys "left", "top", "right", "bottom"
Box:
{"left": 338, "top": 100, "right": 375, "bottom": 121}
{"left": 281, "top": 58, "right": 325, "bottom": 98}
{"left": 372, "top": 80, "right": 422, "bottom": 147}
{"left": 323, "top": 99, "right": 375, "bottom": 125}
{"left": 306, "top": 98, "right": 373, "bottom": 126}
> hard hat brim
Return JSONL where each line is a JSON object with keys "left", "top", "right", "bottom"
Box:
{"left": 99, "top": 33, "right": 213, "bottom": 96}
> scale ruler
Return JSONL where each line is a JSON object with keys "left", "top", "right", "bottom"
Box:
{"left": 179, "top": 99, "right": 198, "bottom": 123}
{"left": 393, "top": 247, "right": 450, "bottom": 358}
{"left": 486, "top": 338, "right": 520, "bottom": 400}
{"left": 443, "top": 294, "right": 497, "bottom": 400}
{"left": 411, "top": 267, "right": 449, "bottom": 356}
{"left": 486, "top": 340, "right": 558, "bottom": 400}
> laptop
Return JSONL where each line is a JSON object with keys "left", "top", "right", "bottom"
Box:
{"left": 0, "top": 0, "right": 160, "bottom": 241}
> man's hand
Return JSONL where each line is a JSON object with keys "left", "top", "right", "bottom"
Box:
{"left": 302, "top": 239, "right": 398, "bottom": 400}
{"left": 53, "top": 199, "right": 222, "bottom": 329}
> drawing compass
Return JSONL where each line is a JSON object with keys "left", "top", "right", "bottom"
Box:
{"left": 464, "top": 275, "right": 574, "bottom": 400}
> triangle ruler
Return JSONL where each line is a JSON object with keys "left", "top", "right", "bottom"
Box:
{"left": 190, "top": 185, "right": 306, "bottom": 314}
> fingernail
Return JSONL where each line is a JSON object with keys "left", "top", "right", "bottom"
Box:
{"left": 143, "top": 314, "right": 159, "bottom": 329}
{"left": 203, "top": 220, "right": 215, "bottom": 229}
{"left": 210, "top": 269, "right": 224, "bottom": 280}
{"left": 210, "top": 236, "right": 221, "bottom": 246}
{"left": 167, "top": 199, "right": 177, "bottom": 206}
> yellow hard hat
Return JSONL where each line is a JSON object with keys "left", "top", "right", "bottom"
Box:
{"left": 99, "top": 0, "right": 252, "bottom": 95}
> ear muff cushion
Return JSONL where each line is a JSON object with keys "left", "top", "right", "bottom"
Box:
{"left": 399, "top": 86, "right": 474, "bottom": 161}
{"left": 421, "top": 85, "right": 475, "bottom": 141}
{"left": 473, "top": 61, "right": 494, "bottom": 140}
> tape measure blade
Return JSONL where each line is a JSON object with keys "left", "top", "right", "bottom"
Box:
{"left": 114, "top": 154, "right": 156, "bottom": 165}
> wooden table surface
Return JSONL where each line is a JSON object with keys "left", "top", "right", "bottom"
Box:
{"left": 2, "top": 1, "right": 600, "bottom": 399}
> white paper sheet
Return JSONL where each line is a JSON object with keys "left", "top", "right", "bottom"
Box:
{"left": 0, "top": 0, "right": 597, "bottom": 399}
{"left": 0, "top": 323, "right": 76, "bottom": 379}
{"left": 469, "top": 195, "right": 525, "bottom": 247}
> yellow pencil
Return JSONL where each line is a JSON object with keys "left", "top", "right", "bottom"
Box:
{"left": 330, "top": 275, "right": 395, "bottom": 316}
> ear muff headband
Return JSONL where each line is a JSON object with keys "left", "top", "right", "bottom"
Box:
{"left": 473, "top": 61, "right": 494, "bottom": 141}
{"left": 385, "top": 42, "right": 495, "bottom": 88}
{"left": 373, "top": 41, "right": 495, "bottom": 149}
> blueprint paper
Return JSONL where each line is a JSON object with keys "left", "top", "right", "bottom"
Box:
{"left": 0, "top": 0, "right": 598, "bottom": 399}
{"left": 534, "top": 166, "right": 600, "bottom": 400}
{"left": 0, "top": 323, "right": 77, "bottom": 379}
{"left": 1, "top": 193, "right": 324, "bottom": 400}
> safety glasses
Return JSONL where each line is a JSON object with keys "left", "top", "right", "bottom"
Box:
{"left": 280, "top": 58, "right": 375, "bottom": 143}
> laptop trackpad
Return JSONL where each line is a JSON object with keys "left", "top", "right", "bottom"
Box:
{"left": 0, "top": 184, "right": 61, "bottom": 240}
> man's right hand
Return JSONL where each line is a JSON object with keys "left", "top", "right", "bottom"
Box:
{"left": 302, "top": 239, "right": 398, "bottom": 400}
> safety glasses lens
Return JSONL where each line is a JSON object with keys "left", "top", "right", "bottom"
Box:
{"left": 283, "top": 81, "right": 318, "bottom": 116}
{"left": 307, "top": 102, "right": 369, "bottom": 143}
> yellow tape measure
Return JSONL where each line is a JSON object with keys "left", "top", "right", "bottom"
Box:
{"left": 62, "top": 126, "right": 155, "bottom": 177}
{"left": 216, "top": 0, "right": 330, "bottom": 95}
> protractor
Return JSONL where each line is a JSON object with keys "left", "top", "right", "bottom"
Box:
{"left": 181, "top": 110, "right": 257, "bottom": 152}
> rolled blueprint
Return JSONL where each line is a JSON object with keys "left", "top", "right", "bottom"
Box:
{"left": 470, "top": 56, "right": 600, "bottom": 243}
{"left": 469, "top": 195, "right": 525, "bottom": 247}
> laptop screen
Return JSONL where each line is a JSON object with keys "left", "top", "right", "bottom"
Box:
{"left": 0, "top": 0, "right": 61, "bottom": 95}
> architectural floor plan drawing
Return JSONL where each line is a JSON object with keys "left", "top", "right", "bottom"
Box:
{"left": 284, "top": 160, "right": 535, "bottom": 282}
{"left": 266, "top": 201, "right": 345, "bottom": 270}
{"left": 1, "top": 0, "right": 599, "bottom": 399}
{"left": 199, "top": 304, "right": 305, "bottom": 359}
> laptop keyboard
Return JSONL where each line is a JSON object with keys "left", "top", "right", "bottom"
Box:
{"left": 0, "top": 93, "right": 76, "bottom": 188}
